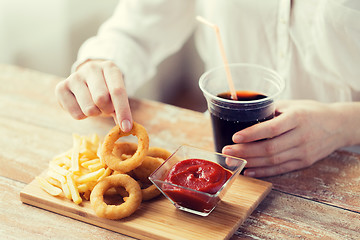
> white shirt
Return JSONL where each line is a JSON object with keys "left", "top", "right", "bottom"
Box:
{"left": 74, "top": 0, "right": 360, "bottom": 102}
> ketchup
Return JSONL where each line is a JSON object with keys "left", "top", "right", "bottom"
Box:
{"left": 163, "top": 159, "right": 232, "bottom": 213}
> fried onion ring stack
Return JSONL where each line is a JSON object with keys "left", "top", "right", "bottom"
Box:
{"left": 89, "top": 122, "right": 170, "bottom": 220}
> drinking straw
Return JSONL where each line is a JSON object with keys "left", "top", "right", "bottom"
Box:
{"left": 196, "top": 16, "right": 238, "bottom": 100}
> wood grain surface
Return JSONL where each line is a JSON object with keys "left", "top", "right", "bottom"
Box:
{"left": 1, "top": 64, "right": 360, "bottom": 239}
{"left": 235, "top": 190, "right": 360, "bottom": 239}
{"left": 264, "top": 150, "right": 360, "bottom": 213}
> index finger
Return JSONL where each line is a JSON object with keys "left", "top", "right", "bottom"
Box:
{"left": 102, "top": 62, "right": 133, "bottom": 132}
{"left": 232, "top": 111, "right": 298, "bottom": 143}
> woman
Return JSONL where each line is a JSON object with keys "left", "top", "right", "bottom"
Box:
{"left": 55, "top": 0, "right": 360, "bottom": 177}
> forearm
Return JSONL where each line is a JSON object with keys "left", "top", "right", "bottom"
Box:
{"left": 331, "top": 101, "right": 360, "bottom": 147}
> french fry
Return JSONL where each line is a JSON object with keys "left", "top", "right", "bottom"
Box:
{"left": 98, "top": 167, "right": 112, "bottom": 181}
{"left": 49, "top": 162, "right": 69, "bottom": 176}
{"left": 44, "top": 176, "right": 62, "bottom": 188}
{"left": 36, "top": 176, "right": 62, "bottom": 196}
{"left": 47, "top": 169, "right": 66, "bottom": 184}
{"left": 91, "top": 133, "right": 100, "bottom": 147}
{"left": 70, "top": 134, "right": 81, "bottom": 172}
{"left": 52, "top": 150, "right": 72, "bottom": 165}
{"left": 61, "top": 180, "right": 72, "bottom": 200}
{"left": 88, "top": 162, "right": 105, "bottom": 172}
{"left": 84, "top": 181, "right": 97, "bottom": 192}
{"left": 76, "top": 168, "right": 105, "bottom": 184}
{"left": 81, "top": 158, "right": 101, "bottom": 168}
{"left": 77, "top": 183, "right": 89, "bottom": 193}
{"left": 80, "top": 149, "right": 98, "bottom": 161}
{"left": 97, "top": 140, "right": 104, "bottom": 165}
{"left": 66, "top": 173, "right": 82, "bottom": 204}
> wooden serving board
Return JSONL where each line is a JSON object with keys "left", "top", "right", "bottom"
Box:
{"left": 20, "top": 173, "right": 271, "bottom": 240}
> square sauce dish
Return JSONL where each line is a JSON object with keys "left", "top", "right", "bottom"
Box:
{"left": 149, "top": 145, "right": 247, "bottom": 216}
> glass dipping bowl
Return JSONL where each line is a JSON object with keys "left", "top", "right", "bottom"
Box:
{"left": 149, "top": 145, "right": 247, "bottom": 216}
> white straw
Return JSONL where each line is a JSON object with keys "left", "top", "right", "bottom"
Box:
{"left": 196, "top": 16, "right": 237, "bottom": 100}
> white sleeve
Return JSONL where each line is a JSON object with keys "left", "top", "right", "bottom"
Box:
{"left": 73, "top": 0, "right": 196, "bottom": 95}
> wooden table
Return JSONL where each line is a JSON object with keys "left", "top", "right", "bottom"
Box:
{"left": 1, "top": 64, "right": 359, "bottom": 239}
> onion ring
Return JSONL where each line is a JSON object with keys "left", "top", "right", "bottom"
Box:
{"left": 114, "top": 186, "right": 129, "bottom": 198}
{"left": 113, "top": 157, "right": 163, "bottom": 201}
{"left": 147, "top": 147, "right": 172, "bottom": 161}
{"left": 131, "top": 156, "right": 164, "bottom": 201}
{"left": 112, "top": 142, "right": 171, "bottom": 162}
{"left": 131, "top": 156, "right": 163, "bottom": 184}
{"left": 107, "top": 137, "right": 171, "bottom": 201}
{"left": 113, "top": 182, "right": 158, "bottom": 201}
{"left": 141, "top": 185, "right": 161, "bottom": 201}
{"left": 101, "top": 123, "right": 149, "bottom": 173}
{"left": 90, "top": 174, "right": 142, "bottom": 220}
{"left": 112, "top": 142, "right": 138, "bottom": 160}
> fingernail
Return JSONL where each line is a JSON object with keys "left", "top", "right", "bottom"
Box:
{"left": 121, "top": 119, "right": 132, "bottom": 132}
{"left": 233, "top": 134, "right": 244, "bottom": 143}
{"left": 245, "top": 171, "right": 255, "bottom": 177}
{"left": 222, "top": 146, "right": 234, "bottom": 155}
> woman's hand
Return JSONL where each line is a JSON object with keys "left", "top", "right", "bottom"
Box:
{"left": 222, "top": 100, "right": 358, "bottom": 178}
{"left": 55, "top": 60, "right": 133, "bottom": 132}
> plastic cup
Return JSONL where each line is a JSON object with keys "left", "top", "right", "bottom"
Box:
{"left": 199, "top": 63, "right": 284, "bottom": 153}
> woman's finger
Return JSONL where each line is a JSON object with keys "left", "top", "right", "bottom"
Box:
{"left": 55, "top": 82, "right": 86, "bottom": 120}
{"left": 67, "top": 75, "right": 102, "bottom": 117}
{"left": 102, "top": 62, "right": 133, "bottom": 132}
{"left": 243, "top": 158, "right": 307, "bottom": 178}
{"left": 232, "top": 110, "right": 298, "bottom": 143}
{"left": 241, "top": 146, "right": 303, "bottom": 168}
{"left": 84, "top": 63, "right": 114, "bottom": 115}
{"left": 224, "top": 126, "right": 304, "bottom": 159}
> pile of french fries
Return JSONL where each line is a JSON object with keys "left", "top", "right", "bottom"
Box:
{"left": 36, "top": 134, "right": 113, "bottom": 204}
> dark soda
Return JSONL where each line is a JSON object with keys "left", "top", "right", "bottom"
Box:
{"left": 210, "top": 91, "right": 274, "bottom": 152}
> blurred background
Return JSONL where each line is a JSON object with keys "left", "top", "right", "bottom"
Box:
{"left": 0, "top": 0, "right": 206, "bottom": 112}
